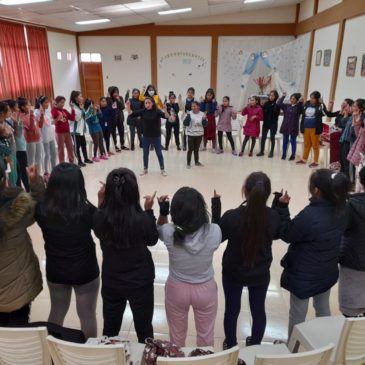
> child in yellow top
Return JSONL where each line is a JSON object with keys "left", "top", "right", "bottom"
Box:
{"left": 140, "top": 85, "right": 164, "bottom": 109}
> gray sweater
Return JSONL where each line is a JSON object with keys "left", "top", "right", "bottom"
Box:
{"left": 157, "top": 223, "right": 222, "bottom": 284}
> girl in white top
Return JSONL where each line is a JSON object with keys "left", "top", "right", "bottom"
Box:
{"left": 34, "top": 96, "right": 57, "bottom": 175}
{"left": 183, "top": 101, "right": 207, "bottom": 168}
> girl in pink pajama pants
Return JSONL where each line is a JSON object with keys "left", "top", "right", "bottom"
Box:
{"left": 157, "top": 187, "right": 222, "bottom": 347}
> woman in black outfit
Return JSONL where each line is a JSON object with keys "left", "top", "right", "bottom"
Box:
{"left": 212, "top": 172, "right": 282, "bottom": 347}
{"left": 125, "top": 88, "right": 143, "bottom": 150}
{"left": 35, "top": 163, "right": 100, "bottom": 339}
{"left": 94, "top": 168, "right": 159, "bottom": 343}
{"left": 164, "top": 91, "right": 181, "bottom": 151}
{"left": 257, "top": 90, "right": 280, "bottom": 158}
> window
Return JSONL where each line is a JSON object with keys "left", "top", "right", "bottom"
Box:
{"left": 56, "top": 51, "right": 62, "bottom": 60}
{"left": 66, "top": 52, "right": 72, "bottom": 61}
{"left": 80, "top": 52, "right": 101, "bottom": 63}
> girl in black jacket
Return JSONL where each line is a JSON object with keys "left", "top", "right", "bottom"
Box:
{"left": 93, "top": 168, "right": 159, "bottom": 343}
{"left": 213, "top": 172, "right": 282, "bottom": 348}
{"left": 339, "top": 166, "right": 365, "bottom": 316}
{"left": 257, "top": 90, "right": 280, "bottom": 158}
{"left": 273, "top": 169, "right": 350, "bottom": 339}
{"left": 164, "top": 91, "right": 181, "bottom": 151}
{"left": 125, "top": 88, "right": 143, "bottom": 150}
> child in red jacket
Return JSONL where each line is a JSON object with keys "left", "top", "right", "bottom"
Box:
{"left": 51, "top": 96, "right": 75, "bottom": 164}
{"left": 239, "top": 96, "right": 263, "bottom": 157}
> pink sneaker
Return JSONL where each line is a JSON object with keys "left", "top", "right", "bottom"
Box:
{"left": 92, "top": 156, "right": 100, "bottom": 162}
{"left": 100, "top": 154, "right": 108, "bottom": 160}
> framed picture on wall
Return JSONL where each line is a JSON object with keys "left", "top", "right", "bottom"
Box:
{"left": 346, "top": 56, "right": 357, "bottom": 77}
{"left": 361, "top": 55, "right": 365, "bottom": 77}
{"left": 315, "top": 50, "right": 322, "bottom": 66}
{"left": 323, "top": 49, "right": 332, "bottom": 67}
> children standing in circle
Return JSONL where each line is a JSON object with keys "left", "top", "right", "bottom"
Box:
{"left": 164, "top": 92, "right": 181, "bottom": 151}
{"left": 239, "top": 96, "right": 263, "bottom": 157}
{"left": 51, "top": 96, "right": 75, "bottom": 164}
{"left": 157, "top": 188, "right": 222, "bottom": 347}
{"left": 70, "top": 91, "right": 92, "bottom": 167}
{"left": 214, "top": 172, "right": 282, "bottom": 347}
{"left": 216, "top": 96, "right": 238, "bottom": 155}
{"left": 273, "top": 169, "right": 350, "bottom": 339}
{"left": 296, "top": 91, "right": 325, "bottom": 168}
{"left": 184, "top": 101, "right": 206, "bottom": 168}
{"left": 200, "top": 88, "right": 218, "bottom": 151}
{"left": 94, "top": 168, "right": 158, "bottom": 343}
{"left": 127, "top": 97, "right": 169, "bottom": 176}
{"left": 278, "top": 92, "right": 304, "bottom": 161}
{"left": 257, "top": 90, "right": 280, "bottom": 158}
{"left": 84, "top": 99, "right": 108, "bottom": 162}
{"left": 179, "top": 87, "right": 196, "bottom": 151}
{"left": 99, "top": 97, "right": 114, "bottom": 156}
{"left": 34, "top": 96, "right": 57, "bottom": 176}
{"left": 125, "top": 89, "right": 143, "bottom": 151}
{"left": 18, "top": 97, "right": 43, "bottom": 167}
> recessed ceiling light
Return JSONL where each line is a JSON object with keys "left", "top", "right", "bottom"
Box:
{"left": 0, "top": 0, "right": 52, "bottom": 5}
{"left": 244, "top": 0, "right": 267, "bottom": 3}
{"left": 75, "top": 19, "right": 110, "bottom": 25}
{"left": 126, "top": 0, "right": 167, "bottom": 11}
{"left": 158, "top": 7, "right": 192, "bottom": 15}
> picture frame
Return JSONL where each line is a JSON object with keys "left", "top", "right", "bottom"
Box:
{"left": 346, "top": 56, "right": 357, "bottom": 77}
{"left": 323, "top": 49, "right": 332, "bottom": 67}
{"left": 315, "top": 50, "right": 322, "bottom": 66}
{"left": 361, "top": 55, "right": 365, "bottom": 77}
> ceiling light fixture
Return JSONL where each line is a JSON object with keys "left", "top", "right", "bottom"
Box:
{"left": 0, "top": 0, "right": 52, "bottom": 5}
{"left": 244, "top": 0, "right": 267, "bottom": 3}
{"left": 75, "top": 19, "right": 110, "bottom": 25}
{"left": 158, "top": 7, "right": 192, "bottom": 15}
{"left": 126, "top": 0, "right": 168, "bottom": 11}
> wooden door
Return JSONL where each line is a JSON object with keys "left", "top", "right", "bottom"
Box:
{"left": 81, "top": 62, "right": 104, "bottom": 102}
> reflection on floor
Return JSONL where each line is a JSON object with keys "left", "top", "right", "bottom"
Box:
{"left": 28, "top": 145, "right": 340, "bottom": 349}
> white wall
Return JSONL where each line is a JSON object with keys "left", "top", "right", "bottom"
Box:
{"left": 318, "top": 0, "right": 342, "bottom": 13}
{"left": 308, "top": 23, "right": 339, "bottom": 103}
{"left": 335, "top": 15, "right": 365, "bottom": 110}
{"left": 299, "top": 0, "right": 314, "bottom": 22}
{"left": 159, "top": 6, "right": 296, "bottom": 25}
{"left": 78, "top": 36, "right": 151, "bottom": 96}
{"left": 47, "top": 31, "right": 80, "bottom": 99}
{"left": 157, "top": 36, "right": 211, "bottom": 100}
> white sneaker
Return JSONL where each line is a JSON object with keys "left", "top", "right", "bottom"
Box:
{"left": 140, "top": 169, "right": 148, "bottom": 176}
{"left": 161, "top": 170, "right": 168, "bottom": 177}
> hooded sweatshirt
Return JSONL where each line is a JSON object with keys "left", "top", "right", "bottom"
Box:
{"left": 157, "top": 223, "right": 222, "bottom": 284}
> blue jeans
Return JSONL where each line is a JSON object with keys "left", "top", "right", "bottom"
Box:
{"left": 143, "top": 136, "right": 164, "bottom": 170}
{"left": 223, "top": 275, "right": 269, "bottom": 348}
{"left": 282, "top": 134, "right": 297, "bottom": 158}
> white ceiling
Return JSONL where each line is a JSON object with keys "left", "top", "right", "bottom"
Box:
{"left": 0, "top": 0, "right": 299, "bottom": 32}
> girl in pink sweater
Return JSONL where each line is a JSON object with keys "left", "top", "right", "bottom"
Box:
{"left": 239, "top": 96, "right": 263, "bottom": 157}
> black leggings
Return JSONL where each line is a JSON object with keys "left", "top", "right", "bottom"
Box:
{"left": 187, "top": 135, "right": 202, "bottom": 165}
{"left": 111, "top": 119, "right": 125, "bottom": 148}
{"left": 16, "top": 151, "right": 29, "bottom": 192}
{"left": 72, "top": 135, "right": 88, "bottom": 163}
{"left": 91, "top": 132, "right": 105, "bottom": 157}
{"left": 223, "top": 275, "right": 269, "bottom": 348}
{"left": 165, "top": 121, "right": 180, "bottom": 148}
{"left": 103, "top": 129, "right": 111, "bottom": 153}
{"left": 129, "top": 122, "right": 142, "bottom": 148}
{"left": 260, "top": 123, "right": 278, "bottom": 154}
{"left": 102, "top": 284, "right": 154, "bottom": 343}
{"left": 218, "top": 131, "right": 235, "bottom": 150}
{"left": 241, "top": 136, "right": 256, "bottom": 154}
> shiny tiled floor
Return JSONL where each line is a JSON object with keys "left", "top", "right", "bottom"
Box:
{"left": 27, "top": 143, "right": 340, "bottom": 349}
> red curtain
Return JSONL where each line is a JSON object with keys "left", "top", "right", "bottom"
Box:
{"left": 0, "top": 20, "right": 54, "bottom": 102}
{"left": 26, "top": 25, "right": 54, "bottom": 100}
{"left": 0, "top": 20, "right": 34, "bottom": 100}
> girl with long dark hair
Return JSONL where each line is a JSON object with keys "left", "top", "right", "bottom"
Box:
{"left": 273, "top": 169, "right": 350, "bottom": 339}
{"left": 200, "top": 88, "right": 218, "bottom": 151}
{"left": 125, "top": 88, "right": 143, "bottom": 150}
{"left": 94, "top": 168, "right": 158, "bottom": 343}
{"left": 214, "top": 172, "right": 282, "bottom": 347}
{"left": 157, "top": 188, "right": 222, "bottom": 347}
{"left": 35, "top": 163, "right": 100, "bottom": 339}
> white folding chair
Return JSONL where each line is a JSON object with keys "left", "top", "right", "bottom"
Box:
{"left": 157, "top": 346, "right": 239, "bottom": 365}
{"left": 46, "top": 335, "right": 126, "bottom": 365}
{"left": 0, "top": 326, "right": 51, "bottom": 365}
{"left": 241, "top": 343, "right": 333, "bottom": 365}
{"left": 288, "top": 315, "right": 365, "bottom": 365}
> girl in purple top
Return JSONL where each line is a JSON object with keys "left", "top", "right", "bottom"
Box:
{"left": 216, "top": 96, "right": 238, "bottom": 155}
{"left": 277, "top": 92, "right": 303, "bottom": 161}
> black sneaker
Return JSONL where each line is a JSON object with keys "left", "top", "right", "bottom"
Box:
{"left": 115, "top": 147, "right": 122, "bottom": 152}
{"left": 84, "top": 159, "right": 93, "bottom": 164}
{"left": 177, "top": 146, "right": 181, "bottom": 151}
{"left": 245, "top": 336, "right": 253, "bottom": 347}
{"left": 256, "top": 152, "right": 264, "bottom": 157}
{"left": 121, "top": 146, "right": 129, "bottom": 151}
{"left": 131, "top": 145, "right": 135, "bottom": 151}
{"left": 183, "top": 147, "right": 187, "bottom": 151}
{"left": 222, "top": 340, "right": 228, "bottom": 350}
{"left": 289, "top": 155, "right": 295, "bottom": 161}
{"left": 281, "top": 155, "right": 286, "bottom": 160}
{"left": 268, "top": 152, "right": 274, "bottom": 158}
{"left": 78, "top": 162, "right": 86, "bottom": 167}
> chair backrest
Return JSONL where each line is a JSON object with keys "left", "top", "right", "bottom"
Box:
{"left": 0, "top": 326, "right": 51, "bottom": 365}
{"left": 254, "top": 344, "right": 334, "bottom": 365}
{"left": 335, "top": 317, "right": 365, "bottom": 365}
{"left": 46, "top": 335, "right": 125, "bottom": 365}
{"left": 157, "top": 346, "right": 239, "bottom": 365}
{"left": 231, "top": 118, "right": 242, "bottom": 131}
